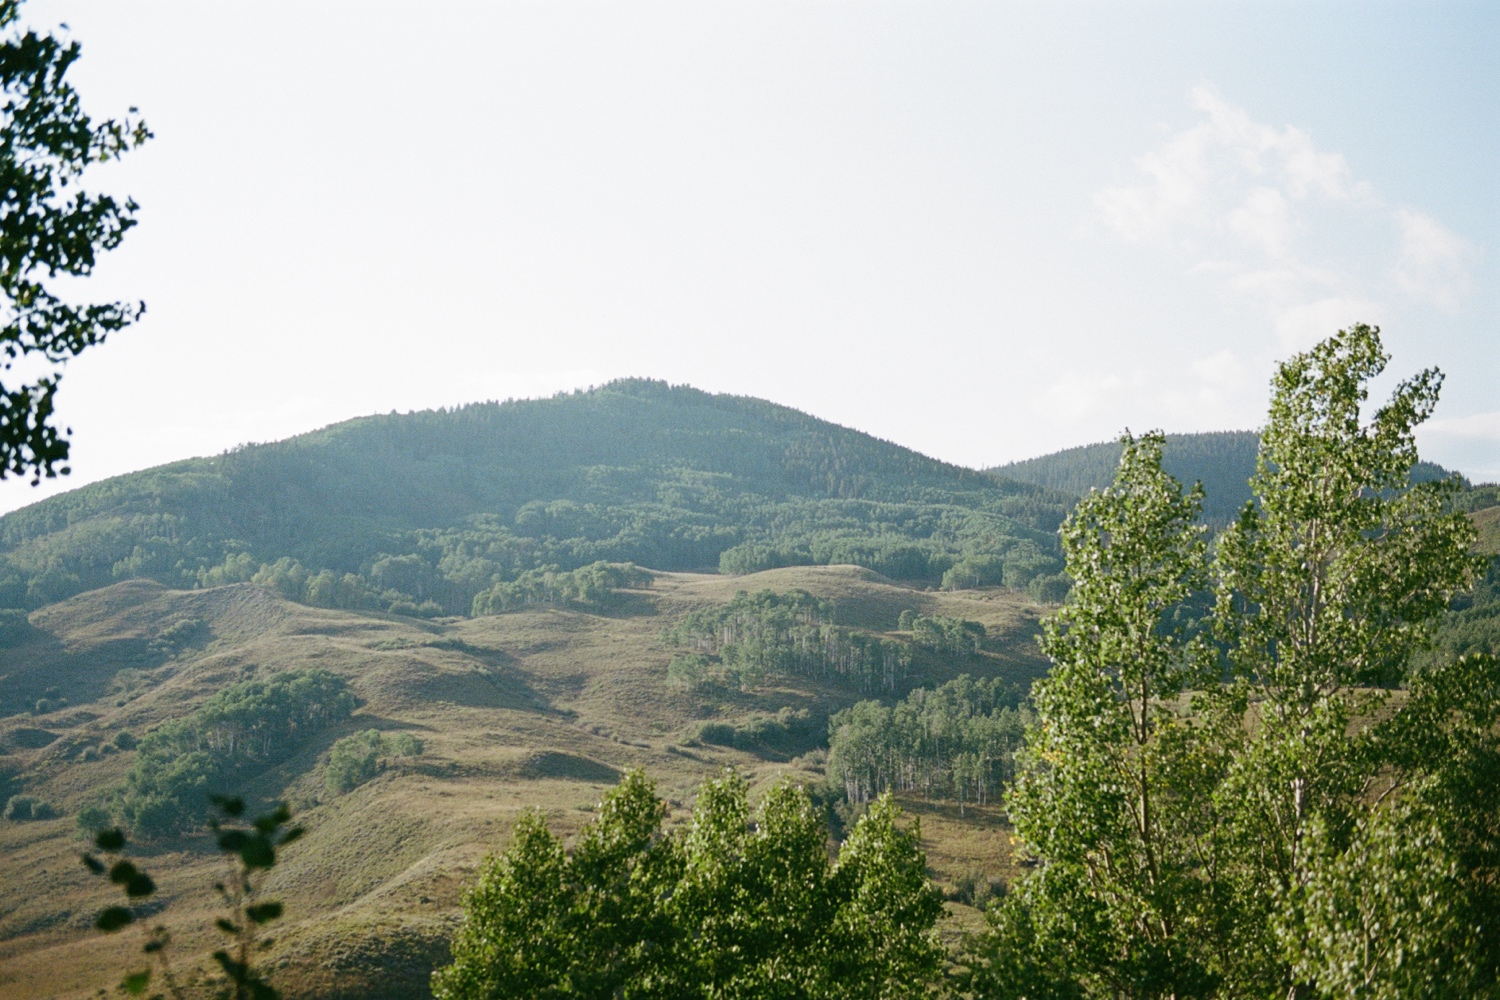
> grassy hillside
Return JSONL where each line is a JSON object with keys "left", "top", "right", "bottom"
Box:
{"left": 0, "top": 380, "right": 1073, "bottom": 616}
{"left": 0, "top": 568, "right": 1045, "bottom": 998}
{"left": 991, "top": 430, "right": 1454, "bottom": 525}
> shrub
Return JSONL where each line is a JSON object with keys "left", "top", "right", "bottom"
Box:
{"left": 76, "top": 803, "right": 112, "bottom": 835}
{"left": 4, "top": 795, "right": 54, "bottom": 821}
{"left": 112, "top": 730, "right": 138, "bottom": 751}
{"left": 385, "top": 732, "right": 423, "bottom": 757}
{"left": 325, "top": 730, "right": 383, "bottom": 793}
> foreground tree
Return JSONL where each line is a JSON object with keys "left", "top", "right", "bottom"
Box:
{"left": 0, "top": 1, "right": 149, "bottom": 482}
{"left": 966, "top": 433, "right": 1222, "bottom": 1000}
{"left": 968, "top": 325, "right": 1495, "bottom": 999}
{"left": 1211, "top": 325, "right": 1492, "bottom": 997}
{"left": 433, "top": 770, "right": 943, "bottom": 1000}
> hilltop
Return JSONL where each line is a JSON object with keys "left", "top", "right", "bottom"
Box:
{"left": 991, "top": 430, "right": 1455, "bottom": 524}
{"left": 0, "top": 380, "right": 1073, "bottom": 616}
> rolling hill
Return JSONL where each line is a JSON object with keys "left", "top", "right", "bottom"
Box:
{"left": 990, "top": 430, "right": 1455, "bottom": 524}
{"left": 2, "top": 387, "right": 1496, "bottom": 999}
{"left": 0, "top": 566, "right": 1047, "bottom": 998}
{"left": 0, "top": 380, "right": 1074, "bottom": 618}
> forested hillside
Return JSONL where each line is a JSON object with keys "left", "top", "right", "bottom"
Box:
{"left": 0, "top": 380, "right": 1073, "bottom": 616}
{"left": 990, "top": 430, "right": 1453, "bottom": 524}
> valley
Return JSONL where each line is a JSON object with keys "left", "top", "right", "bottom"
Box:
{"left": 0, "top": 565, "right": 1045, "bottom": 998}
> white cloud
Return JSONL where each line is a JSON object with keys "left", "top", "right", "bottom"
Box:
{"left": 1095, "top": 87, "right": 1473, "bottom": 345}
{"left": 1393, "top": 207, "right": 1474, "bottom": 311}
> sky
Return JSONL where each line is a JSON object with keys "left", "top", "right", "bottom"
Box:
{"left": 2, "top": 1, "right": 1496, "bottom": 514}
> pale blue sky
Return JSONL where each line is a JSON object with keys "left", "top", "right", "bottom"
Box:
{"left": 3, "top": 1, "right": 1495, "bottom": 513}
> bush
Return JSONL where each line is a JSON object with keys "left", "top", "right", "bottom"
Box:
{"left": 325, "top": 730, "right": 422, "bottom": 794}
{"left": 385, "top": 732, "right": 423, "bottom": 757}
{"left": 112, "top": 730, "right": 138, "bottom": 751}
{"left": 695, "top": 722, "right": 737, "bottom": 746}
{"left": 76, "top": 803, "right": 112, "bottom": 835}
{"left": 325, "top": 730, "right": 383, "bottom": 793}
{"left": 950, "top": 868, "right": 1005, "bottom": 910}
{"left": 4, "top": 795, "right": 54, "bottom": 821}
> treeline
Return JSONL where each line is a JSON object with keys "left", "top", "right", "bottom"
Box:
{"left": 827, "top": 675, "right": 1028, "bottom": 809}
{"left": 662, "top": 589, "right": 912, "bottom": 693}
{"left": 106, "top": 669, "right": 355, "bottom": 835}
{"left": 470, "top": 561, "right": 652, "bottom": 615}
{"left": 900, "top": 611, "right": 986, "bottom": 655}
{"left": 0, "top": 379, "right": 1072, "bottom": 614}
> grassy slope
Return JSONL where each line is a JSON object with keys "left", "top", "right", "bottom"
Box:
{"left": 0, "top": 569, "right": 1044, "bottom": 999}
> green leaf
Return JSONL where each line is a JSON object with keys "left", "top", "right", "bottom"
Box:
{"left": 246, "top": 901, "right": 283, "bottom": 924}
{"left": 211, "top": 795, "right": 245, "bottom": 817}
{"left": 107, "top": 860, "right": 140, "bottom": 886}
{"left": 96, "top": 906, "right": 133, "bottom": 932}
{"left": 125, "top": 872, "right": 156, "bottom": 898}
{"left": 239, "top": 834, "right": 276, "bottom": 870}
{"left": 95, "top": 827, "right": 126, "bottom": 852}
{"left": 120, "top": 969, "right": 151, "bottom": 995}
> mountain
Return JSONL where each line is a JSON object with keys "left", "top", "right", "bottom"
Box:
{"left": 989, "top": 430, "right": 1455, "bottom": 525}
{"left": 0, "top": 379, "right": 1075, "bottom": 616}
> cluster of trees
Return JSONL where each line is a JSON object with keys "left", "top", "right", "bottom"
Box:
{"left": 324, "top": 729, "right": 423, "bottom": 794}
{"left": 0, "top": 379, "right": 1073, "bottom": 616}
{"left": 470, "top": 561, "right": 652, "bottom": 615}
{"left": 827, "top": 675, "right": 1028, "bottom": 810}
{"left": 967, "top": 327, "right": 1500, "bottom": 999}
{"left": 110, "top": 668, "right": 355, "bottom": 835}
{"left": 662, "top": 588, "right": 913, "bottom": 693}
{"left": 899, "top": 611, "right": 986, "bottom": 655}
{"left": 432, "top": 770, "right": 944, "bottom": 1000}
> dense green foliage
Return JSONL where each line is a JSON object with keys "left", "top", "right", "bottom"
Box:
{"left": 432, "top": 769, "right": 944, "bottom": 1000}
{"left": 115, "top": 669, "right": 355, "bottom": 835}
{"left": 991, "top": 428, "right": 1454, "bottom": 526}
{"left": 471, "top": 561, "right": 652, "bottom": 615}
{"left": 827, "top": 675, "right": 1028, "bottom": 809}
{"left": 968, "top": 327, "right": 1499, "bottom": 1000}
{"left": 0, "top": 1, "right": 150, "bottom": 482}
{"left": 899, "top": 611, "right": 987, "bottom": 656}
{"left": 662, "top": 588, "right": 913, "bottom": 693}
{"left": 324, "top": 729, "right": 423, "bottom": 794}
{"left": 0, "top": 380, "right": 1070, "bottom": 615}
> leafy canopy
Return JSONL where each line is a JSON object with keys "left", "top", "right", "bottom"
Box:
{"left": 0, "top": 1, "right": 149, "bottom": 482}
{"left": 433, "top": 769, "right": 945, "bottom": 1000}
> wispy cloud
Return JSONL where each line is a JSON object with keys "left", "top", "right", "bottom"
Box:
{"left": 1095, "top": 86, "right": 1475, "bottom": 348}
